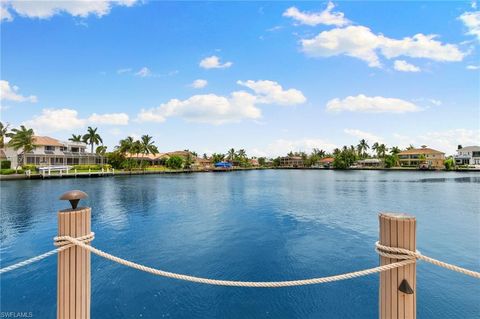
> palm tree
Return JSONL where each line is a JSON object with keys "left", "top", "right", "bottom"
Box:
{"left": 95, "top": 145, "right": 107, "bottom": 166}
{"left": 140, "top": 135, "right": 158, "bottom": 168}
{"left": 406, "top": 144, "right": 415, "bottom": 150}
{"left": 117, "top": 136, "right": 135, "bottom": 154}
{"left": 0, "top": 122, "right": 10, "bottom": 148}
{"left": 203, "top": 153, "right": 208, "bottom": 159}
{"left": 69, "top": 134, "right": 82, "bottom": 142}
{"left": 6, "top": 125, "right": 35, "bottom": 166}
{"left": 377, "top": 143, "right": 387, "bottom": 159}
{"left": 237, "top": 149, "right": 247, "bottom": 159}
{"left": 82, "top": 127, "right": 103, "bottom": 154}
{"left": 131, "top": 140, "right": 142, "bottom": 167}
{"left": 372, "top": 142, "right": 379, "bottom": 157}
{"left": 390, "top": 146, "right": 401, "bottom": 155}
{"left": 227, "top": 148, "right": 236, "bottom": 162}
{"left": 357, "top": 139, "right": 369, "bottom": 158}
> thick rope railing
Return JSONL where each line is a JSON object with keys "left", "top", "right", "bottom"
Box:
{"left": 0, "top": 233, "right": 94, "bottom": 275}
{"left": 1, "top": 234, "right": 478, "bottom": 285}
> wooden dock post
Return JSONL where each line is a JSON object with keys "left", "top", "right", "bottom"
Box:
{"left": 379, "top": 213, "right": 416, "bottom": 319}
{"left": 57, "top": 191, "right": 91, "bottom": 319}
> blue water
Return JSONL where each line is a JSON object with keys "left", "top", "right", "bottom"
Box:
{"left": 1, "top": 170, "right": 479, "bottom": 318}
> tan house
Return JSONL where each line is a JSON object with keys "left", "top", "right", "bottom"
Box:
{"left": 398, "top": 146, "right": 445, "bottom": 169}
{"left": 318, "top": 157, "right": 334, "bottom": 168}
{"left": 279, "top": 156, "right": 304, "bottom": 168}
{"left": 2, "top": 136, "right": 101, "bottom": 168}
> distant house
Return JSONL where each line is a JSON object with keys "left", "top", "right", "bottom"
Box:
{"left": 279, "top": 156, "right": 304, "bottom": 168}
{"left": 318, "top": 157, "right": 334, "bottom": 168}
{"left": 2, "top": 136, "right": 101, "bottom": 168}
{"left": 214, "top": 161, "right": 232, "bottom": 168}
{"left": 355, "top": 158, "right": 382, "bottom": 168}
{"left": 126, "top": 151, "right": 211, "bottom": 168}
{"left": 398, "top": 146, "right": 445, "bottom": 169}
{"left": 455, "top": 146, "right": 480, "bottom": 166}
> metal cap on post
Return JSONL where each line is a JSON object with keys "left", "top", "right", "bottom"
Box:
{"left": 57, "top": 191, "right": 91, "bottom": 319}
{"left": 59, "top": 190, "right": 88, "bottom": 210}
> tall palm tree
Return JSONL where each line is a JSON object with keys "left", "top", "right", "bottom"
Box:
{"left": 117, "top": 136, "right": 135, "bottom": 154}
{"left": 131, "top": 140, "right": 142, "bottom": 167}
{"left": 0, "top": 122, "right": 10, "bottom": 148}
{"left": 140, "top": 135, "right": 158, "bottom": 168}
{"left": 357, "top": 139, "right": 369, "bottom": 159}
{"left": 390, "top": 146, "right": 401, "bottom": 155}
{"left": 377, "top": 143, "right": 387, "bottom": 158}
{"left": 372, "top": 142, "right": 379, "bottom": 157}
{"left": 82, "top": 127, "right": 103, "bottom": 154}
{"left": 6, "top": 125, "right": 35, "bottom": 166}
{"left": 69, "top": 134, "right": 82, "bottom": 142}
{"left": 95, "top": 145, "right": 107, "bottom": 166}
{"left": 227, "top": 148, "right": 236, "bottom": 162}
{"left": 406, "top": 144, "right": 415, "bottom": 150}
{"left": 237, "top": 149, "right": 247, "bottom": 159}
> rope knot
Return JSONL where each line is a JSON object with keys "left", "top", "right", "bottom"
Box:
{"left": 54, "top": 232, "right": 95, "bottom": 248}
{"left": 375, "top": 241, "right": 419, "bottom": 260}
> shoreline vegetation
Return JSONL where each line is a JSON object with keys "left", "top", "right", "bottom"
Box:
{"left": 1, "top": 124, "right": 478, "bottom": 181}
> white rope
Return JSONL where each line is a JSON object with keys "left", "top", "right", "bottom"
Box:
{"left": 1, "top": 233, "right": 478, "bottom": 287}
{"left": 0, "top": 233, "right": 94, "bottom": 275}
{"left": 375, "top": 242, "right": 480, "bottom": 279}
{"left": 54, "top": 235, "right": 415, "bottom": 287}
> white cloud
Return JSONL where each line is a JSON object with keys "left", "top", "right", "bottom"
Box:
{"left": 137, "top": 92, "right": 261, "bottom": 125}
{"left": 138, "top": 80, "right": 305, "bottom": 125}
{"left": 237, "top": 80, "right": 306, "bottom": 105}
{"left": 252, "top": 138, "right": 337, "bottom": 157}
{"left": 394, "top": 60, "right": 421, "bottom": 72}
{"left": 283, "top": 2, "right": 350, "bottom": 27}
{"left": 190, "top": 79, "right": 208, "bottom": 89}
{"left": 1, "top": 4, "right": 12, "bottom": 21}
{"left": 459, "top": 11, "right": 480, "bottom": 41}
{"left": 25, "top": 108, "right": 86, "bottom": 133}
{"left": 24, "top": 108, "right": 129, "bottom": 133}
{"left": 117, "top": 68, "right": 132, "bottom": 74}
{"left": 88, "top": 113, "right": 129, "bottom": 125}
{"left": 199, "top": 56, "right": 233, "bottom": 69}
{"left": 344, "top": 129, "right": 383, "bottom": 143}
{"left": 301, "top": 25, "right": 465, "bottom": 67}
{"left": 0, "top": 80, "right": 37, "bottom": 103}
{"left": 466, "top": 64, "right": 479, "bottom": 70}
{"left": 326, "top": 94, "right": 420, "bottom": 113}
{"left": 135, "top": 67, "right": 152, "bottom": 77}
{"left": 2, "top": 0, "right": 138, "bottom": 21}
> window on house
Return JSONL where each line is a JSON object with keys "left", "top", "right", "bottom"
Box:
{"left": 45, "top": 146, "right": 55, "bottom": 151}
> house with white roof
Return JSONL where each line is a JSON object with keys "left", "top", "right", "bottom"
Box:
{"left": 454, "top": 146, "right": 480, "bottom": 166}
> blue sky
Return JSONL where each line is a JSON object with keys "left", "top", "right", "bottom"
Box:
{"left": 1, "top": 0, "right": 479, "bottom": 156}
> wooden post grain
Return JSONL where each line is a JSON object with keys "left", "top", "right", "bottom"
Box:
{"left": 57, "top": 207, "right": 91, "bottom": 319}
{"left": 379, "top": 213, "right": 416, "bottom": 319}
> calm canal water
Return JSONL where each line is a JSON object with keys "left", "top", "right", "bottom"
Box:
{"left": 1, "top": 170, "right": 479, "bottom": 318}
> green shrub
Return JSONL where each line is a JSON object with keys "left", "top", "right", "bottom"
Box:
{"left": 0, "top": 169, "right": 24, "bottom": 175}
{"left": 22, "top": 164, "right": 37, "bottom": 171}
{"left": 166, "top": 156, "right": 184, "bottom": 169}
{"left": 1, "top": 160, "right": 11, "bottom": 169}
{"left": 72, "top": 165, "right": 102, "bottom": 170}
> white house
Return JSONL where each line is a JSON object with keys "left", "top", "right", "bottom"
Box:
{"left": 455, "top": 146, "right": 480, "bottom": 166}
{"left": 2, "top": 136, "right": 102, "bottom": 168}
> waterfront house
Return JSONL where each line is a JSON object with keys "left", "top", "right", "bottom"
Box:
{"left": 2, "top": 136, "right": 102, "bottom": 168}
{"left": 279, "top": 156, "right": 304, "bottom": 168}
{"left": 454, "top": 145, "right": 480, "bottom": 166}
{"left": 318, "top": 157, "right": 334, "bottom": 168}
{"left": 354, "top": 158, "right": 383, "bottom": 168}
{"left": 398, "top": 146, "right": 445, "bottom": 169}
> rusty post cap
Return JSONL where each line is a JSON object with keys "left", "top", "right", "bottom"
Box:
{"left": 59, "top": 190, "right": 88, "bottom": 210}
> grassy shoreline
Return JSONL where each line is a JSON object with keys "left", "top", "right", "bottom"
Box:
{"left": 1, "top": 166, "right": 479, "bottom": 181}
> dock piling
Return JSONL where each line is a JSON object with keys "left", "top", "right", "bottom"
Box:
{"left": 57, "top": 190, "right": 91, "bottom": 319}
{"left": 379, "top": 212, "right": 416, "bottom": 319}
